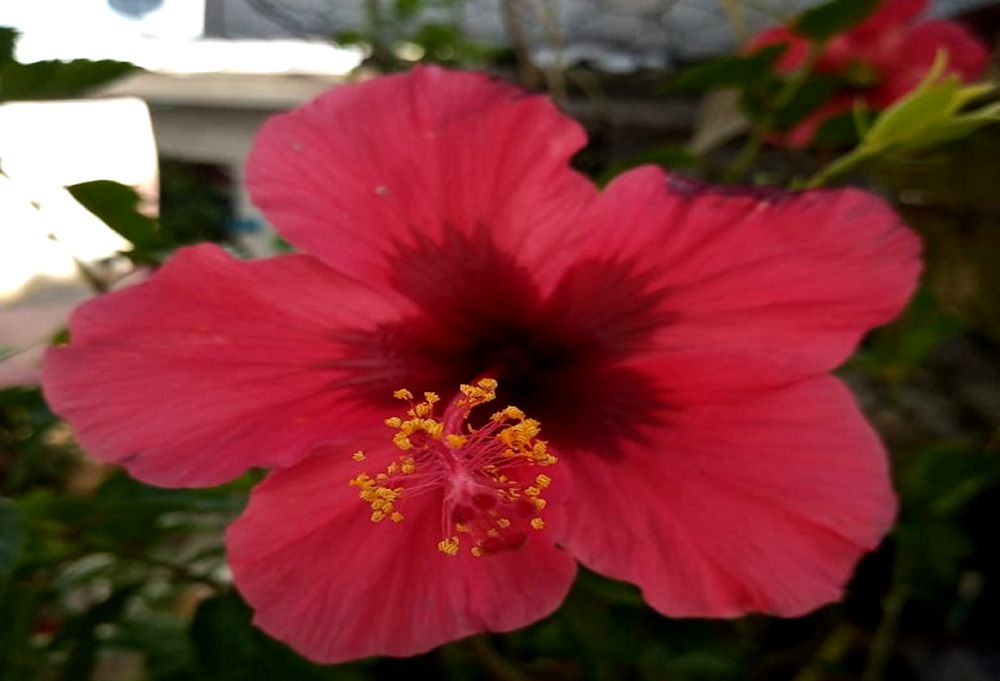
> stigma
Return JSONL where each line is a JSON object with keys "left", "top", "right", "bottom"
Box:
{"left": 349, "top": 378, "right": 556, "bottom": 557}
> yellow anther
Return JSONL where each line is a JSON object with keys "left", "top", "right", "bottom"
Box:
{"left": 351, "top": 451, "right": 366, "bottom": 462}
{"left": 445, "top": 434, "right": 467, "bottom": 448}
{"left": 422, "top": 419, "right": 444, "bottom": 438}
{"left": 437, "top": 537, "right": 460, "bottom": 556}
{"left": 424, "top": 392, "right": 440, "bottom": 404}
{"left": 393, "top": 389, "right": 414, "bottom": 400}
{"left": 531, "top": 518, "right": 545, "bottom": 530}
{"left": 390, "top": 512, "right": 405, "bottom": 523}
{"left": 533, "top": 498, "right": 547, "bottom": 511}
{"left": 401, "top": 457, "right": 416, "bottom": 474}
{"left": 536, "top": 474, "right": 552, "bottom": 488}
{"left": 371, "top": 510, "right": 386, "bottom": 522}
{"left": 492, "top": 405, "right": 525, "bottom": 422}
{"left": 497, "top": 518, "right": 511, "bottom": 529}
{"left": 459, "top": 378, "right": 498, "bottom": 406}
{"left": 471, "top": 546, "right": 483, "bottom": 557}
{"left": 525, "top": 486, "right": 540, "bottom": 497}
{"left": 384, "top": 416, "right": 402, "bottom": 428}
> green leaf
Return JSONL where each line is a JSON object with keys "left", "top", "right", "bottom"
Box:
{"left": 793, "top": 0, "right": 881, "bottom": 43}
{"left": 394, "top": 0, "right": 422, "bottom": 20}
{"left": 0, "top": 498, "right": 24, "bottom": 580}
{"left": 190, "top": 594, "right": 258, "bottom": 681}
{"left": 333, "top": 29, "right": 366, "bottom": 47}
{"left": 664, "top": 45, "right": 786, "bottom": 94}
{"left": 0, "top": 58, "right": 137, "bottom": 101}
{"left": 0, "top": 580, "right": 42, "bottom": 681}
{"left": 107, "top": 615, "right": 196, "bottom": 681}
{"left": 67, "top": 179, "right": 166, "bottom": 264}
{"left": 596, "top": 145, "right": 697, "bottom": 186}
{"left": 0, "top": 27, "right": 17, "bottom": 65}
{"left": 899, "top": 445, "right": 1000, "bottom": 517}
{"left": 191, "top": 592, "right": 365, "bottom": 680}
{"left": 51, "top": 586, "right": 138, "bottom": 681}
{"left": 96, "top": 471, "right": 247, "bottom": 515}
{"left": 770, "top": 75, "right": 836, "bottom": 131}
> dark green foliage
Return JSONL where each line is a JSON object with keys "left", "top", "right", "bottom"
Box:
{"left": 738, "top": 73, "right": 838, "bottom": 134}
{"left": 595, "top": 145, "right": 697, "bottom": 186}
{"left": 334, "top": 0, "right": 499, "bottom": 70}
{"left": 664, "top": 45, "right": 786, "bottom": 95}
{"left": 157, "top": 160, "right": 233, "bottom": 246}
{"left": 0, "top": 27, "right": 17, "bottom": 64}
{"left": 0, "top": 497, "right": 22, "bottom": 580}
{"left": 67, "top": 180, "right": 166, "bottom": 265}
{"left": 793, "top": 0, "right": 882, "bottom": 43}
{"left": 0, "top": 58, "right": 138, "bottom": 102}
{"left": 0, "top": 29, "right": 138, "bottom": 102}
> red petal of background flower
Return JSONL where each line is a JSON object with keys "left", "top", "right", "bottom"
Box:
{"left": 779, "top": 97, "right": 857, "bottom": 148}
{"left": 43, "top": 244, "right": 412, "bottom": 487}
{"left": 559, "top": 168, "right": 921, "bottom": 375}
{"left": 227, "top": 443, "right": 577, "bottom": 664}
{"left": 247, "top": 65, "right": 595, "bottom": 289}
{"left": 887, "top": 20, "right": 991, "bottom": 93}
{"left": 552, "top": 375, "right": 895, "bottom": 617}
{"left": 744, "top": 26, "right": 811, "bottom": 72}
{"left": 856, "top": 0, "right": 927, "bottom": 34}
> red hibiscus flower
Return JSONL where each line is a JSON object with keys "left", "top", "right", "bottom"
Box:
{"left": 749, "top": 0, "right": 989, "bottom": 146}
{"left": 42, "top": 66, "right": 921, "bottom": 664}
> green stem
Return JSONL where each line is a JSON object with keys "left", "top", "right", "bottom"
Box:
{"left": 724, "top": 43, "right": 822, "bottom": 184}
{"left": 790, "top": 622, "right": 858, "bottom": 681}
{"left": 722, "top": 123, "right": 767, "bottom": 183}
{"left": 860, "top": 582, "right": 911, "bottom": 681}
{"left": 802, "top": 147, "right": 874, "bottom": 188}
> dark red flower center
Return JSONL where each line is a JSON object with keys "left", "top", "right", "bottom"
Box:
{"left": 339, "top": 227, "right": 674, "bottom": 457}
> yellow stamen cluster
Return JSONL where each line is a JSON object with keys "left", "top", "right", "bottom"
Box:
{"left": 349, "top": 378, "right": 557, "bottom": 557}
{"left": 496, "top": 416, "right": 557, "bottom": 466}
{"left": 459, "top": 377, "right": 498, "bottom": 406}
{"left": 348, "top": 472, "right": 405, "bottom": 523}
{"left": 383, "top": 389, "right": 443, "bottom": 450}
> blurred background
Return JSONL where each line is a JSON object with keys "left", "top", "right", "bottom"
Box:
{"left": 1, "top": 1, "right": 1000, "bottom": 680}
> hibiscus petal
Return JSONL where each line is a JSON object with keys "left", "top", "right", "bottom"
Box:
{"left": 246, "top": 65, "right": 596, "bottom": 287}
{"left": 554, "top": 167, "right": 920, "bottom": 374}
{"left": 42, "top": 244, "right": 414, "bottom": 487}
{"left": 552, "top": 376, "right": 894, "bottom": 617}
{"left": 856, "top": 0, "right": 927, "bottom": 34}
{"left": 892, "top": 21, "right": 991, "bottom": 87}
{"left": 745, "top": 26, "right": 812, "bottom": 72}
{"left": 227, "top": 445, "right": 577, "bottom": 664}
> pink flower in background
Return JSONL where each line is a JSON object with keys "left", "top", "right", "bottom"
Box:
{"left": 749, "top": 0, "right": 990, "bottom": 146}
{"left": 43, "top": 67, "right": 920, "bottom": 663}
